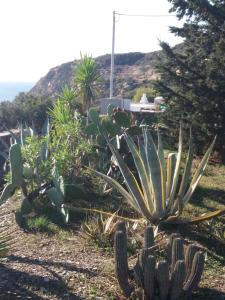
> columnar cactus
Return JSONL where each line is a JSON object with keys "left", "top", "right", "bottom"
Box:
{"left": 114, "top": 223, "right": 205, "bottom": 299}
{"left": 156, "top": 261, "right": 169, "bottom": 300}
{"left": 144, "top": 225, "right": 154, "bottom": 248}
{"left": 114, "top": 228, "right": 133, "bottom": 297}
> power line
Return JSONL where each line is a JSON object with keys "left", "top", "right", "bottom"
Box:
{"left": 109, "top": 10, "right": 178, "bottom": 98}
{"left": 115, "top": 12, "right": 177, "bottom": 18}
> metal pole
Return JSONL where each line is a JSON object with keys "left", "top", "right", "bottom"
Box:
{"left": 110, "top": 11, "right": 115, "bottom": 99}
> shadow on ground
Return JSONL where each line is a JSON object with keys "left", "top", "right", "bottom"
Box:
{"left": 0, "top": 259, "right": 88, "bottom": 300}
{"left": 190, "top": 186, "right": 225, "bottom": 208}
{"left": 7, "top": 255, "right": 97, "bottom": 276}
{"left": 193, "top": 287, "right": 225, "bottom": 300}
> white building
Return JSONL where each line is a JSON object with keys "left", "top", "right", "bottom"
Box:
{"left": 100, "top": 94, "right": 165, "bottom": 115}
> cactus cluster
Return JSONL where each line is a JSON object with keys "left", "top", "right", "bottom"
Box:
{"left": 86, "top": 105, "right": 138, "bottom": 136}
{"left": 114, "top": 222, "right": 205, "bottom": 299}
{"left": 84, "top": 106, "right": 141, "bottom": 177}
{"left": 85, "top": 106, "right": 142, "bottom": 152}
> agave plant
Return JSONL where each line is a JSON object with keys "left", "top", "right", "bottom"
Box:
{"left": 88, "top": 125, "right": 223, "bottom": 225}
{"left": 81, "top": 212, "right": 118, "bottom": 242}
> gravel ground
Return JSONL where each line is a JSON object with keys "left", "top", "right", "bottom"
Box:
{"left": 0, "top": 198, "right": 225, "bottom": 300}
{"left": 0, "top": 198, "right": 120, "bottom": 300}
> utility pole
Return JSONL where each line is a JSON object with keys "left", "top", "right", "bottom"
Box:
{"left": 110, "top": 11, "right": 115, "bottom": 99}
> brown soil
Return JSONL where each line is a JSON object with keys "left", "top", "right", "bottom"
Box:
{"left": 0, "top": 197, "right": 225, "bottom": 300}
{"left": 0, "top": 198, "right": 119, "bottom": 300}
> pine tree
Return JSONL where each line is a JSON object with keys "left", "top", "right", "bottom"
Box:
{"left": 155, "top": 0, "right": 225, "bottom": 161}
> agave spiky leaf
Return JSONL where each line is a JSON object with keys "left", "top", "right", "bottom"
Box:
{"left": 88, "top": 123, "right": 216, "bottom": 224}
{"left": 157, "top": 130, "right": 167, "bottom": 211}
{"left": 182, "top": 136, "right": 216, "bottom": 205}
{"left": 173, "top": 130, "right": 194, "bottom": 216}
{"left": 167, "top": 125, "right": 183, "bottom": 213}
{"left": 0, "top": 183, "right": 15, "bottom": 205}
{"left": 178, "top": 130, "right": 194, "bottom": 199}
{"left": 101, "top": 131, "right": 153, "bottom": 221}
{"left": 87, "top": 167, "right": 149, "bottom": 219}
{"left": 104, "top": 211, "right": 118, "bottom": 235}
{"left": 124, "top": 132, "right": 154, "bottom": 213}
{"left": 166, "top": 153, "right": 177, "bottom": 200}
{"left": 143, "top": 128, "right": 164, "bottom": 218}
{"left": 187, "top": 208, "right": 225, "bottom": 224}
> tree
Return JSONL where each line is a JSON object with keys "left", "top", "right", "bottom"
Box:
{"left": 155, "top": 0, "right": 225, "bottom": 160}
{"left": 0, "top": 93, "right": 53, "bottom": 131}
{"left": 74, "top": 54, "right": 101, "bottom": 114}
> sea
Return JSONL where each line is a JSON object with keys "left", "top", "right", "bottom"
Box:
{"left": 0, "top": 82, "right": 35, "bottom": 102}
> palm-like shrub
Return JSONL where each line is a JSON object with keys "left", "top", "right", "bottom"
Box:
{"left": 89, "top": 125, "right": 222, "bottom": 225}
{"left": 74, "top": 54, "right": 101, "bottom": 113}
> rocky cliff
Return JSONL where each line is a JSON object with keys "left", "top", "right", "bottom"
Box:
{"left": 29, "top": 50, "right": 165, "bottom": 100}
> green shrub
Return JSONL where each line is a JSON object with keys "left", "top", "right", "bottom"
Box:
{"left": 27, "top": 216, "right": 59, "bottom": 234}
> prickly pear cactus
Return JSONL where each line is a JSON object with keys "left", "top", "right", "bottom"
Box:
{"left": 46, "top": 166, "right": 69, "bottom": 224}
{"left": 114, "top": 223, "right": 205, "bottom": 299}
{"left": 0, "top": 143, "right": 26, "bottom": 204}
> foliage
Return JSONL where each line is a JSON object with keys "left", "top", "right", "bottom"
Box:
{"left": 0, "top": 143, "right": 27, "bottom": 205}
{"left": 49, "top": 99, "right": 71, "bottom": 125}
{"left": 0, "top": 88, "right": 94, "bottom": 225}
{"left": 22, "top": 135, "right": 51, "bottom": 188}
{"left": 0, "top": 93, "right": 52, "bottom": 131}
{"left": 74, "top": 54, "right": 101, "bottom": 113}
{"left": 26, "top": 216, "right": 60, "bottom": 234}
{"left": 85, "top": 107, "right": 142, "bottom": 176}
{"left": 81, "top": 213, "right": 141, "bottom": 251}
{"left": 88, "top": 121, "right": 221, "bottom": 225}
{"left": 47, "top": 167, "right": 69, "bottom": 223}
{"left": 155, "top": 0, "right": 225, "bottom": 161}
{"left": 59, "top": 85, "right": 76, "bottom": 105}
{"left": 49, "top": 92, "right": 92, "bottom": 177}
{"left": 132, "top": 87, "right": 159, "bottom": 103}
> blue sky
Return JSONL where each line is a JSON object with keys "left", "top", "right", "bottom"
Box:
{"left": 0, "top": 0, "right": 183, "bottom": 82}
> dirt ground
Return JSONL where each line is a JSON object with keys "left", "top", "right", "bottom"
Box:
{"left": 0, "top": 197, "right": 225, "bottom": 300}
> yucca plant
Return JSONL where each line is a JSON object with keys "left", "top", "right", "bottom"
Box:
{"left": 74, "top": 54, "right": 101, "bottom": 113}
{"left": 48, "top": 99, "right": 71, "bottom": 125}
{"left": 88, "top": 125, "right": 224, "bottom": 225}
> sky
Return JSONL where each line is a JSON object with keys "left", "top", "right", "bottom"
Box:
{"left": 0, "top": 0, "right": 183, "bottom": 83}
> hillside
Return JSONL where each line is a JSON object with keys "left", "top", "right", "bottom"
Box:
{"left": 29, "top": 44, "right": 183, "bottom": 100}
{"left": 29, "top": 51, "right": 162, "bottom": 100}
